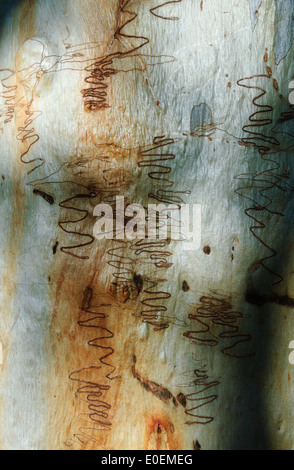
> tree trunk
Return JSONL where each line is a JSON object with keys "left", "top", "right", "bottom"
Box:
{"left": 0, "top": 0, "right": 294, "bottom": 450}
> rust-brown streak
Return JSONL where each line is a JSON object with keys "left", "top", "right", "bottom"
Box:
{"left": 132, "top": 355, "right": 186, "bottom": 407}
{"left": 33, "top": 189, "right": 54, "bottom": 205}
{"left": 132, "top": 360, "right": 173, "bottom": 404}
{"left": 47, "top": 249, "right": 123, "bottom": 450}
{"left": 0, "top": 172, "right": 28, "bottom": 449}
{"left": 132, "top": 356, "right": 187, "bottom": 408}
{"left": 19, "top": 0, "right": 37, "bottom": 44}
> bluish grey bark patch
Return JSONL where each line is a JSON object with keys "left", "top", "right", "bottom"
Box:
{"left": 190, "top": 103, "right": 213, "bottom": 133}
{"left": 274, "top": 0, "right": 294, "bottom": 64}
{"left": 248, "top": 0, "right": 262, "bottom": 30}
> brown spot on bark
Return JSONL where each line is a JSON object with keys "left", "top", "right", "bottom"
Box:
{"left": 273, "top": 79, "right": 278, "bottom": 90}
{"left": 53, "top": 241, "right": 59, "bottom": 255}
{"left": 248, "top": 260, "right": 261, "bottom": 273}
{"left": 264, "top": 52, "right": 268, "bottom": 62}
{"left": 133, "top": 273, "right": 143, "bottom": 295}
{"left": 33, "top": 189, "right": 54, "bottom": 205}
{"left": 110, "top": 282, "right": 130, "bottom": 303}
{"left": 238, "top": 140, "right": 250, "bottom": 147}
{"left": 172, "top": 397, "right": 179, "bottom": 407}
{"left": 193, "top": 440, "right": 202, "bottom": 450}
{"left": 135, "top": 374, "right": 172, "bottom": 402}
{"left": 182, "top": 281, "right": 190, "bottom": 292}
{"left": 132, "top": 358, "right": 178, "bottom": 405}
{"left": 203, "top": 245, "right": 211, "bottom": 255}
{"left": 177, "top": 393, "right": 187, "bottom": 408}
{"left": 267, "top": 66, "right": 272, "bottom": 77}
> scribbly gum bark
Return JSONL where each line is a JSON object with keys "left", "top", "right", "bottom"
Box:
{"left": 1, "top": 0, "right": 294, "bottom": 450}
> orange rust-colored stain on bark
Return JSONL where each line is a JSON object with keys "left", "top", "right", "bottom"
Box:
{"left": 145, "top": 415, "right": 181, "bottom": 450}
{"left": 45, "top": 253, "right": 115, "bottom": 450}
{"left": 273, "top": 79, "right": 278, "bottom": 90}
{"left": 264, "top": 52, "right": 268, "bottom": 63}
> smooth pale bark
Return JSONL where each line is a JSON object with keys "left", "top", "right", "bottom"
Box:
{"left": 0, "top": 0, "right": 294, "bottom": 450}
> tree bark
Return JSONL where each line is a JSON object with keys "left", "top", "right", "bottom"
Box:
{"left": 0, "top": 0, "right": 294, "bottom": 450}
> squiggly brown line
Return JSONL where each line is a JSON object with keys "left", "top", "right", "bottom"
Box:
{"left": 235, "top": 72, "right": 292, "bottom": 287}
{"left": 184, "top": 294, "right": 254, "bottom": 358}
{"left": 184, "top": 366, "right": 220, "bottom": 425}
{"left": 137, "top": 136, "right": 190, "bottom": 330}
{"left": 150, "top": 0, "right": 183, "bottom": 21}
